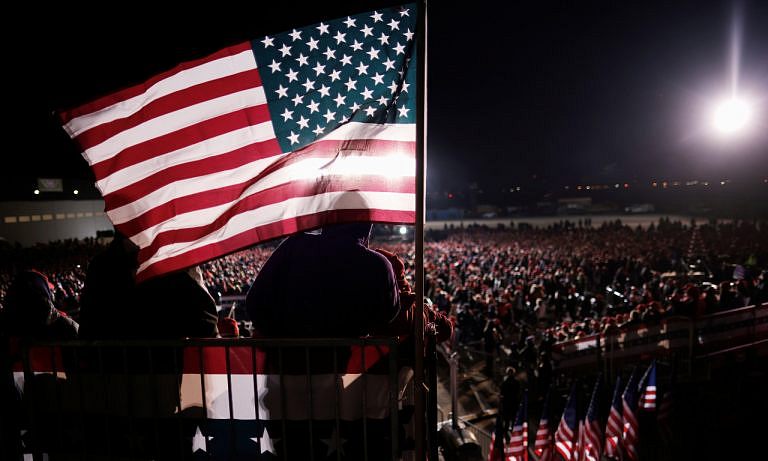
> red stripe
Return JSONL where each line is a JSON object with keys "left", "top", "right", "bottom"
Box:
{"left": 135, "top": 175, "right": 415, "bottom": 264}
{"left": 59, "top": 42, "right": 253, "bottom": 124}
{"left": 103, "top": 137, "right": 282, "bottom": 210}
{"left": 136, "top": 208, "right": 415, "bottom": 282}
{"left": 9, "top": 346, "right": 65, "bottom": 372}
{"left": 91, "top": 104, "right": 273, "bottom": 180}
{"left": 114, "top": 138, "right": 415, "bottom": 236}
{"left": 74, "top": 69, "right": 263, "bottom": 151}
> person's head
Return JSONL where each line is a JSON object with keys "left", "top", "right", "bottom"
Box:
{"left": 4, "top": 270, "right": 56, "bottom": 330}
{"left": 315, "top": 221, "right": 373, "bottom": 246}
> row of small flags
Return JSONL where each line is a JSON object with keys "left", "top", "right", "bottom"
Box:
{"left": 490, "top": 361, "right": 668, "bottom": 461}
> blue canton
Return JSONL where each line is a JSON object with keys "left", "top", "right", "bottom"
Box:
{"left": 251, "top": 4, "right": 417, "bottom": 152}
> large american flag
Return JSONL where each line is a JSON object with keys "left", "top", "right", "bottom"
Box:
{"left": 604, "top": 376, "right": 623, "bottom": 460}
{"left": 61, "top": 4, "right": 417, "bottom": 281}
{"left": 621, "top": 369, "right": 640, "bottom": 461}
{"left": 554, "top": 385, "right": 578, "bottom": 461}
{"left": 533, "top": 391, "right": 553, "bottom": 461}
{"left": 508, "top": 391, "right": 528, "bottom": 461}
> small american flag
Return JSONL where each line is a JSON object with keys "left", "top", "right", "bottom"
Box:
{"left": 639, "top": 360, "right": 657, "bottom": 410}
{"left": 61, "top": 4, "right": 417, "bottom": 281}
{"left": 604, "top": 376, "right": 623, "bottom": 460}
{"left": 581, "top": 378, "right": 603, "bottom": 461}
{"left": 555, "top": 385, "right": 578, "bottom": 461}
{"left": 508, "top": 391, "right": 528, "bottom": 461}
{"left": 533, "top": 391, "right": 553, "bottom": 461}
{"left": 622, "top": 369, "right": 640, "bottom": 461}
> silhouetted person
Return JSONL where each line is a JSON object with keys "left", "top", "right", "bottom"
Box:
{"left": 247, "top": 223, "right": 400, "bottom": 337}
{"left": 78, "top": 232, "right": 138, "bottom": 339}
{"left": 1, "top": 270, "right": 78, "bottom": 459}
{"left": 245, "top": 222, "right": 401, "bottom": 460}
{"left": 499, "top": 367, "right": 520, "bottom": 433}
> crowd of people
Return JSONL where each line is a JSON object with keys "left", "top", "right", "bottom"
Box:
{"left": 1, "top": 219, "right": 765, "bottom": 400}
{"left": 1, "top": 218, "right": 767, "bottom": 459}
{"left": 414, "top": 219, "right": 767, "bottom": 391}
{"left": 2, "top": 219, "right": 766, "bottom": 346}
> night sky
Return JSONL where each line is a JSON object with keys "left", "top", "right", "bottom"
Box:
{"left": 6, "top": 0, "right": 768, "bottom": 198}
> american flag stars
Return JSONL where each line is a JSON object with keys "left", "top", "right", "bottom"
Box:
{"left": 252, "top": 5, "right": 416, "bottom": 151}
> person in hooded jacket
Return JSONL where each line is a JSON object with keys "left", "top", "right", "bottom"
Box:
{"left": 247, "top": 222, "right": 400, "bottom": 337}
{"left": 248, "top": 222, "right": 446, "bottom": 460}
{"left": 1, "top": 270, "right": 78, "bottom": 459}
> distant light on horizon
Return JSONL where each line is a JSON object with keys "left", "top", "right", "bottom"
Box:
{"left": 73, "top": 189, "right": 79, "bottom": 195}
{"left": 33, "top": 189, "right": 39, "bottom": 195}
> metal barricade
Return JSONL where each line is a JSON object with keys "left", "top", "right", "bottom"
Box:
{"left": 5, "top": 337, "right": 413, "bottom": 461}
{"left": 552, "top": 303, "right": 768, "bottom": 379}
{"left": 460, "top": 419, "right": 491, "bottom": 460}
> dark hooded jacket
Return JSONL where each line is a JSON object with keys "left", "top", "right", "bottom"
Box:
{"left": 1, "top": 270, "right": 78, "bottom": 340}
{"left": 246, "top": 223, "right": 400, "bottom": 337}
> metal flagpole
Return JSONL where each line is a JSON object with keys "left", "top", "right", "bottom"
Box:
{"left": 414, "top": 0, "right": 428, "bottom": 459}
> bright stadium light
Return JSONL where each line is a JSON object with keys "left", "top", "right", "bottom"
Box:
{"left": 711, "top": 96, "right": 753, "bottom": 136}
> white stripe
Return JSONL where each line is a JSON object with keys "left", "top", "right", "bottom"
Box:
{"left": 179, "top": 372, "right": 409, "bottom": 420}
{"left": 13, "top": 371, "right": 68, "bottom": 389}
{"left": 96, "top": 121, "right": 277, "bottom": 195}
{"left": 64, "top": 49, "right": 257, "bottom": 137}
{"left": 136, "top": 191, "right": 415, "bottom": 274}
{"left": 82, "top": 87, "right": 267, "bottom": 165}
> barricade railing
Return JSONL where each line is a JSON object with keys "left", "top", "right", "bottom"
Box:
{"left": 461, "top": 419, "right": 491, "bottom": 460}
{"left": 552, "top": 302, "right": 768, "bottom": 374}
{"left": 3, "top": 337, "right": 414, "bottom": 461}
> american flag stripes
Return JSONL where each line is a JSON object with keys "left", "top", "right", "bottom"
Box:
{"left": 576, "top": 420, "right": 586, "bottom": 461}
{"left": 534, "top": 391, "right": 553, "bottom": 461}
{"left": 581, "top": 378, "right": 603, "bottom": 461}
{"left": 622, "top": 369, "right": 640, "bottom": 461}
{"left": 604, "top": 376, "right": 623, "bottom": 460}
{"left": 555, "top": 385, "right": 578, "bottom": 461}
{"left": 639, "top": 360, "right": 657, "bottom": 410}
{"left": 61, "top": 4, "right": 417, "bottom": 281}
{"left": 508, "top": 391, "right": 528, "bottom": 461}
